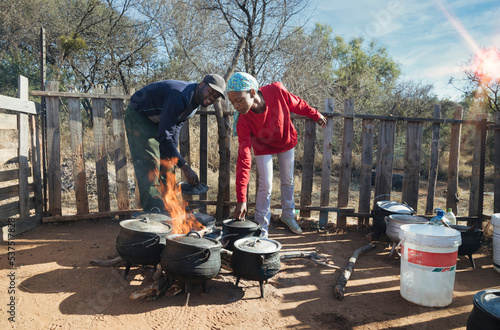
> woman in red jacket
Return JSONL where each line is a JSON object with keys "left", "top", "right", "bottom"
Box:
{"left": 227, "top": 72, "right": 326, "bottom": 236}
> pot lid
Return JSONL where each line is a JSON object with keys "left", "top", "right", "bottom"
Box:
{"left": 376, "top": 201, "right": 413, "bottom": 214}
{"left": 167, "top": 232, "right": 220, "bottom": 248}
{"left": 192, "top": 213, "right": 216, "bottom": 226}
{"left": 234, "top": 237, "right": 281, "bottom": 254}
{"left": 473, "top": 289, "right": 500, "bottom": 320}
{"left": 132, "top": 212, "right": 173, "bottom": 223}
{"left": 178, "top": 181, "right": 209, "bottom": 195}
{"left": 223, "top": 219, "right": 260, "bottom": 229}
{"left": 119, "top": 218, "right": 172, "bottom": 234}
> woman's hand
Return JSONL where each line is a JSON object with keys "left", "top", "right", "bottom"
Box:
{"left": 233, "top": 202, "right": 247, "bottom": 220}
{"left": 317, "top": 114, "right": 327, "bottom": 128}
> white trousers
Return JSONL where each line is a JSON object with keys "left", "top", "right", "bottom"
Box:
{"left": 254, "top": 148, "right": 295, "bottom": 236}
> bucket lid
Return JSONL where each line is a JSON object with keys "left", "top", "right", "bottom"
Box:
{"left": 387, "top": 214, "right": 428, "bottom": 224}
{"left": 400, "top": 224, "right": 461, "bottom": 247}
{"left": 473, "top": 289, "right": 500, "bottom": 320}
{"left": 376, "top": 201, "right": 413, "bottom": 214}
{"left": 233, "top": 237, "right": 281, "bottom": 254}
{"left": 119, "top": 218, "right": 172, "bottom": 234}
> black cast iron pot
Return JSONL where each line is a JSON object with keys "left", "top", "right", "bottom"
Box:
{"left": 222, "top": 219, "right": 262, "bottom": 251}
{"left": 115, "top": 218, "right": 172, "bottom": 278}
{"left": 161, "top": 232, "right": 221, "bottom": 284}
{"left": 467, "top": 289, "right": 500, "bottom": 330}
{"left": 450, "top": 224, "right": 483, "bottom": 268}
{"left": 231, "top": 237, "right": 281, "bottom": 298}
{"left": 192, "top": 213, "right": 216, "bottom": 229}
{"left": 132, "top": 211, "right": 173, "bottom": 225}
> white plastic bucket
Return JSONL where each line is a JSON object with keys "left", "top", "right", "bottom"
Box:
{"left": 400, "top": 224, "right": 462, "bottom": 307}
{"left": 492, "top": 214, "right": 500, "bottom": 274}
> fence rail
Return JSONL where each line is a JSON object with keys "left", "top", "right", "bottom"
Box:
{"left": 21, "top": 79, "right": 500, "bottom": 231}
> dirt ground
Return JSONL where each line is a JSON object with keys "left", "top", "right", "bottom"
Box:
{"left": 1, "top": 216, "right": 499, "bottom": 330}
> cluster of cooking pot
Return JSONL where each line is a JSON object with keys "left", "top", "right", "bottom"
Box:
{"left": 115, "top": 211, "right": 281, "bottom": 299}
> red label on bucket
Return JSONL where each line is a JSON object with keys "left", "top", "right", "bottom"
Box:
{"left": 403, "top": 246, "right": 458, "bottom": 267}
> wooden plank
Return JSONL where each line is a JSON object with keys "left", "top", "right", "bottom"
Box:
{"left": 446, "top": 106, "right": 463, "bottom": 213}
{"left": 0, "top": 113, "right": 18, "bottom": 129}
{"left": 92, "top": 86, "right": 110, "bottom": 212}
{"left": 374, "top": 119, "right": 396, "bottom": 203}
{"left": 358, "top": 119, "right": 375, "bottom": 226}
{"left": 17, "top": 75, "right": 30, "bottom": 220}
{"left": 299, "top": 119, "right": 316, "bottom": 218}
{"left": 337, "top": 99, "right": 354, "bottom": 229}
{"left": 46, "top": 81, "right": 62, "bottom": 216}
{"left": 402, "top": 121, "right": 423, "bottom": 212}
{"left": 111, "top": 88, "right": 129, "bottom": 211}
{"left": 494, "top": 112, "right": 500, "bottom": 213}
{"left": 68, "top": 97, "right": 89, "bottom": 214}
{"left": 199, "top": 110, "right": 208, "bottom": 213}
{"left": 42, "top": 209, "right": 143, "bottom": 223}
{"left": 469, "top": 115, "right": 487, "bottom": 219}
{"left": 31, "top": 90, "right": 130, "bottom": 100}
{"left": 0, "top": 148, "right": 18, "bottom": 164}
{"left": 223, "top": 109, "right": 231, "bottom": 218}
{"left": 426, "top": 105, "right": 441, "bottom": 215}
{"left": 0, "top": 201, "right": 20, "bottom": 219}
{"left": 215, "top": 99, "right": 231, "bottom": 220}
{"left": 179, "top": 119, "right": 190, "bottom": 183}
{"left": 319, "top": 98, "right": 334, "bottom": 228}
{"left": 0, "top": 95, "right": 37, "bottom": 114}
{"left": 18, "top": 112, "right": 30, "bottom": 220}
{"left": 30, "top": 115, "right": 43, "bottom": 215}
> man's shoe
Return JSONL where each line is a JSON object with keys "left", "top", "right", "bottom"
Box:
{"left": 281, "top": 217, "right": 302, "bottom": 235}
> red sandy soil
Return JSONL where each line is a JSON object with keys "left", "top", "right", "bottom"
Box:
{"left": 0, "top": 217, "right": 498, "bottom": 329}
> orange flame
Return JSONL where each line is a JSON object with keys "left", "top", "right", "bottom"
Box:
{"left": 148, "top": 158, "right": 204, "bottom": 234}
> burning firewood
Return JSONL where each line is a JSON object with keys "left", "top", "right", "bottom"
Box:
{"left": 90, "top": 256, "right": 126, "bottom": 267}
{"left": 334, "top": 243, "right": 376, "bottom": 300}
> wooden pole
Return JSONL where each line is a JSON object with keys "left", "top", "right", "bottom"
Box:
{"left": 319, "top": 98, "right": 334, "bottom": 228}
{"left": 374, "top": 120, "right": 396, "bottom": 203}
{"left": 494, "top": 112, "right": 500, "bottom": 213}
{"left": 45, "top": 81, "right": 62, "bottom": 216}
{"left": 446, "top": 106, "right": 463, "bottom": 214}
{"left": 111, "top": 87, "right": 129, "bottom": 211}
{"left": 92, "top": 85, "right": 110, "bottom": 212}
{"left": 358, "top": 119, "right": 374, "bottom": 226}
{"left": 426, "top": 105, "right": 441, "bottom": 215}
{"left": 337, "top": 99, "right": 354, "bottom": 228}
{"left": 402, "top": 121, "right": 423, "bottom": 212}
{"left": 299, "top": 119, "right": 316, "bottom": 218}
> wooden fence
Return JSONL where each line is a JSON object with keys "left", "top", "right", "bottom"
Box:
{"left": 0, "top": 76, "right": 43, "bottom": 241}
{"left": 19, "top": 78, "right": 500, "bottom": 231}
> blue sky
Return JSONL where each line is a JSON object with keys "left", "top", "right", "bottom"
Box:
{"left": 307, "top": 0, "right": 500, "bottom": 100}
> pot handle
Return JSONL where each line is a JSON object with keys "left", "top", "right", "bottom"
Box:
{"left": 115, "top": 234, "right": 160, "bottom": 248}
{"left": 162, "top": 248, "right": 212, "bottom": 262}
{"left": 186, "top": 230, "right": 202, "bottom": 238}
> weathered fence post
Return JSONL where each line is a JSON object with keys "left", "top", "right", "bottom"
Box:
{"left": 111, "top": 87, "right": 129, "bottom": 211}
{"left": 337, "top": 99, "right": 354, "bottom": 228}
{"left": 92, "top": 86, "right": 110, "bottom": 212}
{"left": 17, "top": 76, "right": 30, "bottom": 221}
{"left": 426, "top": 105, "right": 441, "bottom": 215}
{"left": 199, "top": 107, "right": 208, "bottom": 213}
{"left": 469, "top": 114, "right": 487, "bottom": 224}
{"left": 215, "top": 99, "right": 231, "bottom": 220}
{"left": 46, "top": 81, "right": 62, "bottom": 216}
{"left": 358, "top": 119, "right": 374, "bottom": 225}
{"left": 402, "top": 121, "right": 423, "bottom": 212}
{"left": 319, "top": 98, "right": 334, "bottom": 228}
{"left": 67, "top": 92, "right": 89, "bottom": 214}
{"left": 374, "top": 119, "right": 396, "bottom": 203}
{"left": 299, "top": 117, "right": 317, "bottom": 218}
{"left": 180, "top": 118, "right": 191, "bottom": 204}
{"left": 446, "top": 105, "right": 463, "bottom": 213}
{"left": 494, "top": 112, "right": 500, "bottom": 213}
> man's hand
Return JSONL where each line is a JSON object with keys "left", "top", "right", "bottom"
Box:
{"left": 233, "top": 202, "right": 247, "bottom": 221}
{"left": 181, "top": 164, "right": 199, "bottom": 185}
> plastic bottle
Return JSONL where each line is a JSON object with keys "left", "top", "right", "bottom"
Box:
{"left": 429, "top": 208, "right": 446, "bottom": 226}
{"left": 444, "top": 208, "right": 457, "bottom": 225}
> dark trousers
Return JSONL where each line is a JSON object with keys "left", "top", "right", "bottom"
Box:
{"left": 124, "top": 105, "right": 166, "bottom": 212}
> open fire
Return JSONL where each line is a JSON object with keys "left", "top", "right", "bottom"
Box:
{"left": 148, "top": 158, "right": 205, "bottom": 234}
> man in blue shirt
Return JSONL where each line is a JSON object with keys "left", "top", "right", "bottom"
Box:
{"left": 125, "top": 74, "right": 226, "bottom": 212}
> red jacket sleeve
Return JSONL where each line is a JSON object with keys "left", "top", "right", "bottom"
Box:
{"left": 235, "top": 121, "right": 252, "bottom": 203}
